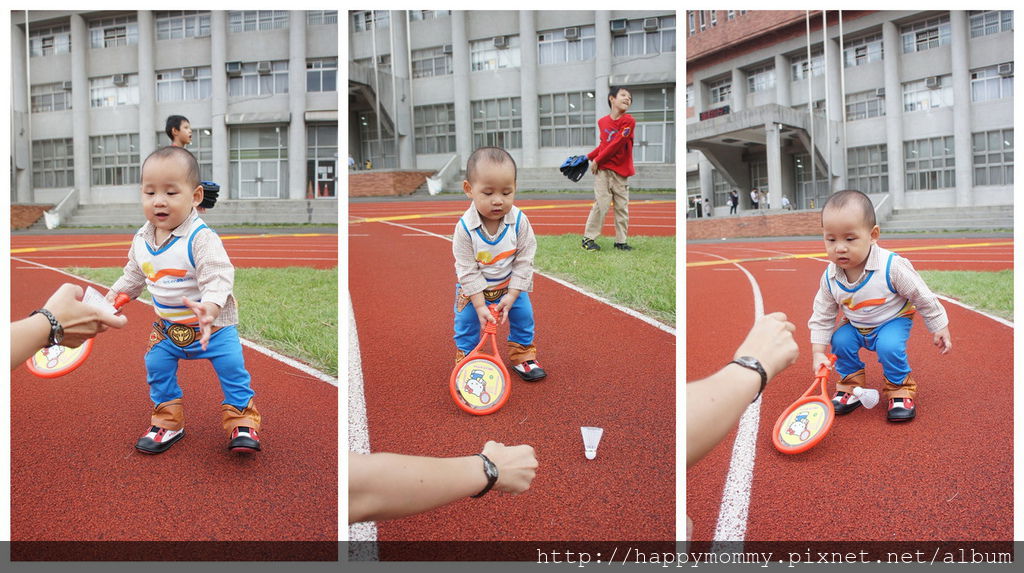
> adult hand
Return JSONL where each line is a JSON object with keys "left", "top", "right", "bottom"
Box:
{"left": 733, "top": 312, "right": 798, "bottom": 381}
{"left": 45, "top": 283, "right": 129, "bottom": 348}
{"left": 482, "top": 440, "right": 538, "bottom": 494}
{"left": 590, "top": 162, "right": 598, "bottom": 174}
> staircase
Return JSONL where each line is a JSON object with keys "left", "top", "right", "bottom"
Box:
{"left": 883, "top": 205, "right": 1013, "bottom": 233}
{"left": 61, "top": 199, "right": 338, "bottom": 228}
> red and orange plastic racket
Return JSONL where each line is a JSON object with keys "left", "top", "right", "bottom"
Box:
{"left": 450, "top": 305, "right": 510, "bottom": 415}
{"left": 26, "top": 292, "right": 130, "bottom": 378}
{"left": 772, "top": 354, "right": 837, "bottom": 454}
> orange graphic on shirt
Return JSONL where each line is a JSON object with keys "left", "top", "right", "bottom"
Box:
{"left": 476, "top": 249, "right": 516, "bottom": 265}
{"left": 842, "top": 296, "right": 888, "bottom": 311}
{"left": 141, "top": 261, "right": 188, "bottom": 282}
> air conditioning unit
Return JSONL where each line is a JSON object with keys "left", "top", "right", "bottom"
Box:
{"left": 997, "top": 62, "right": 1014, "bottom": 77}
{"left": 875, "top": 87, "right": 885, "bottom": 97}
{"left": 493, "top": 35, "right": 508, "bottom": 49}
{"left": 112, "top": 74, "right": 127, "bottom": 86}
{"left": 643, "top": 18, "right": 660, "bottom": 32}
{"left": 181, "top": 67, "right": 197, "bottom": 81}
{"left": 257, "top": 61, "right": 273, "bottom": 75}
{"left": 441, "top": 43, "right": 453, "bottom": 55}
{"left": 610, "top": 19, "right": 628, "bottom": 36}
{"left": 226, "top": 61, "right": 243, "bottom": 76}
{"left": 925, "top": 76, "right": 941, "bottom": 89}
{"left": 61, "top": 81, "right": 73, "bottom": 91}
{"left": 376, "top": 55, "right": 388, "bottom": 65}
{"left": 564, "top": 27, "right": 580, "bottom": 41}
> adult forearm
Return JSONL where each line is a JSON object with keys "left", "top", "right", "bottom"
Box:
{"left": 686, "top": 364, "right": 762, "bottom": 468}
{"left": 10, "top": 315, "right": 53, "bottom": 366}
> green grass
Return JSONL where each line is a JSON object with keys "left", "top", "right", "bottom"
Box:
{"left": 66, "top": 266, "right": 339, "bottom": 376}
{"left": 918, "top": 270, "right": 1013, "bottom": 321}
{"left": 534, "top": 234, "right": 675, "bottom": 325}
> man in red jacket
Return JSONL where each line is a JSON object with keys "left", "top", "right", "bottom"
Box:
{"left": 581, "top": 86, "right": 635, "bottom": 252}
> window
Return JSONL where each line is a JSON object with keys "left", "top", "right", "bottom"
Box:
{"left": 973, "top": 130, "right": 1013, "bottom": 186}
{"left": 90, "top": 75, "right": 139, "bottom": 108}
{"left": 612, "top": 15, "right": 675, "bottom": 56}
{"left": 746, "top": 64, "right": 776, "bottom": 93}
{"left": 847, "top": 145, "right": 889, "bottom": 194}
{"left": 411, "top": 47, "right": 453, "bottom": 78}
{"left": 227, "top": 61, "right": 289, "bottom": 97}
{"left": 901, "top": 14, "right": 951, "bottom": 54}
{"left": 31, "top": 83, "right": 72, "bottom": 113}
{"left": 791, "top": 52, "right": 824, "bottom": 80}
{"left": 904, "top": 136, "right": 956, "bottom": 190}
{"left": 969, "top": 10, "right": 1013, "bottom": 38}
{"left": 355, "top": 55, "right": 392, "bottom": 75}
{"left": 699, "top": 11, "right": 706, "bottom": 32}
{"left": 685, "top": 84, "right": 694, "bottom": 109}
{"left": 711, "top": 169, "right": 730, "bottom": 208}
{"left": 688, "top": 12, "right": 696, "bottom": 36}
{"left": 307, "top": 58, "right": 337, "bottom": 92}
{"left": 307, "top": 124, "right": 338, "bottom": 198}
{"left": 539, "top": 91, "right": 596, "bottom": 148}
{"left": 89, "top": 15, "right": 138, "bottom": 49}
{"left": 156, "top": 67, "right": 212, "bottom": 102}
{"left": 471, "top": 36, "right": 521, "bottom": 71}
{"left": 843, "top": 33, "right": 883, "bottom": 68}
{"left": 710, "top": 11, "right": 717, "bottom": 27}
{"left": 28, "top": 24, "right": 71, "bottom": 57}
{"left": 845, "top": 90, "right": 885, "bottom": 121}
{"left": 229, "top": 11, "right": 288, "bottom": 33}
{"left": 158, "top": 128, "right": 214, "bottom": 180}
{"left": 794, "top": 154, "right": 829, "bottom": 205}
{"left": 90, "top": 133, "right": 140, "bottom": 186}
{"left": 357, "top": 111, "right": 397, "bottom": 169}
{"left": 32, "top": 138, "right": 74, "bottom": 188}
{"left": 903, "top": 75, "right": 952, "bottom": 112}
{"left": 414, "top": 103, "right": 456, "bottom": 154}
{"left": 352, "top": 10, "right": 389, "bottom": 32}
{"left": 409, "top": 10, "right": 450, "bottom": 22}
{"left": 155, "top": 11, "right": 210, "bottom": 40}
{"left": 708, "top": 78, "right": 731, "bottom": 105}
{"left": 472, "top": 97, "right": 522, "bottom": 149}
{"left": 750, "top": 161, "right": 768, "bottom": 193}
{"left": 727, "top": 10, "right": 736, "bottom": 20}
{"left": 971, "top": 65, "right": 1013, "bottom": 102}
{"left": 307, "top": 10, "right": 338, "bottom": 26}
{"left": 229, "top": 126, "right": 289, "bottom": 199}
{"left": 538, "top": 26, "right": 596, "bottom": 65}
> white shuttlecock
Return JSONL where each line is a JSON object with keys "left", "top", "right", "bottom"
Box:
{"left": 581, "top": 426, "right": 604, "bottom": 460}
{"left": 852, "top": 386, "right": 880, "bottom": 409}
{"left": 82, "top": 286, "right": 118, "bottom": 315}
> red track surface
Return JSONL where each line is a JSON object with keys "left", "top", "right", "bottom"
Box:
{"left": 686, "top": 237, "right": 1012, "bottom": 542}
{"left": 11, "top": 233, "right": 338, "bottom": 269}
{"left": 349, "top": 200, "right": 675, "bottom": 542}
{"left": 349, "top": 198, "right": 676, "bottom": 237}
{"left": 9, "top": 232, "right": 338, "bottom": 547}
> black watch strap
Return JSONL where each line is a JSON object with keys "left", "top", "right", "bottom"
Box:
{"left": 31, "top": 308, "right": 63, "bottom": 347}
{"left": 471, "top": 453, "right": 499, "bottom": 498}
{"left": 731, "top": 356, "right": 768, "bottom": 402}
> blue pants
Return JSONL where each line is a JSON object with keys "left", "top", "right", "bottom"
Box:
{"left": 831, "top": 317, "right": 913, "bottom": 385}
{"left": 145, "top": 324, "right": 254, "bottom": 408}
{"left": 453, "top": 287, "right": 534, "bottom": 355}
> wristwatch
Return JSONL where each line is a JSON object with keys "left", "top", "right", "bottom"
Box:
{"left": 31, "top": 308, "right": 64, "bottom": 347}
{"left": 471, "top": 453, "right": 499, "bottom": 498}
{"left": 730, "top": 356, "right": 768, "bottom": 402}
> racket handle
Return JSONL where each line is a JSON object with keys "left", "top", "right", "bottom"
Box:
{"left": 815, "top": 354, "right": 837, "bottom": 378}
{"left": 113, "top": 293, "right": 131, "bottom": 310}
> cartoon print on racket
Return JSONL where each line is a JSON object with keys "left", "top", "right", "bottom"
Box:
{"left": 26, "top": 291, "right": 131, "bottom": 379}
{"left": 772, "top": 354, "right": 837, "bottom": 454}
{"left": 450, "top": 305, "right": 511, "bottom": 415}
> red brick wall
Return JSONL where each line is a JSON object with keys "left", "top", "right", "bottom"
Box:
{"left": 688, "top": 211, "right": 822, "bottom": 240}
{"left": 349, "top": 171, "right": 434, "bottom": 197}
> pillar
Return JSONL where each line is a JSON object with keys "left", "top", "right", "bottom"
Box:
{"left": 288, "top": 10, "right": 307, "bottom": 199}
{"left": 519, "top": 10, "right": 539, "bottom": 168}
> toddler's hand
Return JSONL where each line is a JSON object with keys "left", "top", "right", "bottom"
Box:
{"left": 933, "top": 327, "right": 952, "bottom": 355}
{"left": 812, "top": 352, "right": 832, "bottom": 375}
{"left": 475, "top": 304, "right": 496, "bottom": 330}
{"left": 493, "top": 294, "right": 518, "bottom": 325}
{"left": 182, "top": 297, "right": 218, "bottom": 350}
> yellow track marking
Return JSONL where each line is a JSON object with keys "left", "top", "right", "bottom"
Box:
{"left": 349, "top": 199, "right": 675, "bottom": 224}
{"left": 687, "top": 241, "right": 1013, "bottom": 268}
{"left": 11, "top": 233, "right": 336, "bottom": 254}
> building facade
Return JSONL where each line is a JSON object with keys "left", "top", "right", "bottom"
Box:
{"left": 686, "top": 10, "right": 1013, "bottom": 214}
{"left": 348, "top": 10, "right": 676, "bottom": 174}
{"left": 11, "top": 10, "right": 338, "bottom": 206}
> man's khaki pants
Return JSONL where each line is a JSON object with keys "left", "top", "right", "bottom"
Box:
{"left": 583, "top": 169, "right": 630, "bottom": 244}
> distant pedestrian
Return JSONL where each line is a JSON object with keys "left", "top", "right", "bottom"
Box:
{"left": 750, "top": 188, "right": 760, "bottom": 210}
{"left": 729, "top": 190, "right": 738, "bottom": 215}
{"left": 704, "top": 198, "right": 712, "bottom": 218}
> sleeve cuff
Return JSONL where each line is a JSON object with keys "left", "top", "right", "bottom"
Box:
{"left": 810, "top": 330, "right": 834, "bottom": 346}
{"left": 509, "top": 277, "right": 532, "bottom": 292}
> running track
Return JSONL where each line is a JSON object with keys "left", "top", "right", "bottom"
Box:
{"left": 349, "top": 198, "right": 676, "bottom": 547}
{"left": 686, "top": 237, "right": 1013, "bottom": 544}
{"left": 9, "top": 232, "right": 338, "bottom": 557}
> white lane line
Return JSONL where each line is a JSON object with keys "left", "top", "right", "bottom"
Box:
{"left": 11, "top": 257, "right": 338, "bottom": 386}
{"left": 347, "top": 291, "right": 379, "bottom": 546}
{"left": 377, "top": 220, "right": 675, "bottom": 335}
{"left": 691, "top": 250, "right": 764, "bottom": 549}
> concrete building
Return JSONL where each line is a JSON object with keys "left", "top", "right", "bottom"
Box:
{"left": 10, "top": 10, "right": 338, "bottom": 225}
{"left": 686, "top": 10, "right": 1013, "bottom": 219}
{"left": 348, "top": 10, "right": 676, "bottom": 190}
